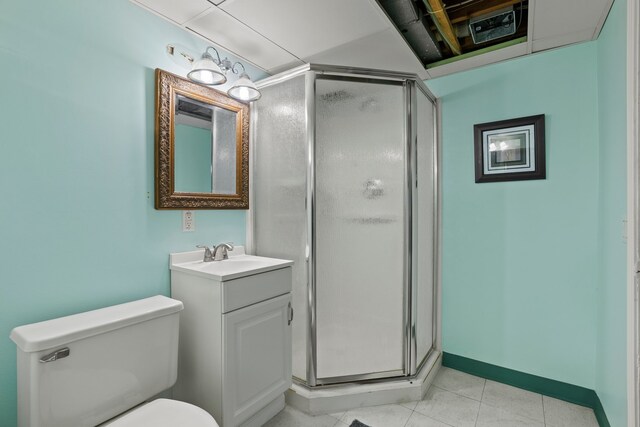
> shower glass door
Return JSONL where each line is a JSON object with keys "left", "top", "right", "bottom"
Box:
{"left": 314, "top": 77, "right": 407, "bottom": 382}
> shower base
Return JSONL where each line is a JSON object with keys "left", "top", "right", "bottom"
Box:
{"left": 285, "top": 350, "right": 442, "bottom": 415}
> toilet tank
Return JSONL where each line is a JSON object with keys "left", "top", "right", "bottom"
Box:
{"left": 10, "top": 295, "right": 184, "bottom": 427}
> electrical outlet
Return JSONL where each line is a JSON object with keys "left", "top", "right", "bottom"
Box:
{"left": 183, "top": 210, "right": 195, "bottom": 232}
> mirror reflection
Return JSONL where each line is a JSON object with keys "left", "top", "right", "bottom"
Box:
{"left": 174, "top": 94, "right": 238, "bottom": 195}
{"left": 155, "top": 69, "right": 249, "bottom": 210}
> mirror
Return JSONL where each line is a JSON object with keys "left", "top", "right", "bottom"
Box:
{"left": 155, "top": 69, "right": 249, "bottom": 209}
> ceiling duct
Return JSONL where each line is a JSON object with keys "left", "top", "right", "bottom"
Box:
{"left": 378, "top": 0, "right": 442, "bottom": 63}
{"left": 381, "top": 0, "right": 420, "bottom": 24}
{"left": 399, "top": 17, "right": 443, "bottom": 63}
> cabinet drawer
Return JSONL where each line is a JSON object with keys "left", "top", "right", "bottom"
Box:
{"left": 221, "top": 267, "right": 292, "bottom": 313}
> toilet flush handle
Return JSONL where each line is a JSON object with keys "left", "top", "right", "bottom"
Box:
{"left": 39, "top": 347, "right": 70, "bottom": 363}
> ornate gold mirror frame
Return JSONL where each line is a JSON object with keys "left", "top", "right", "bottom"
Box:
{"left": 155, "top": 69, "right": 249, "bottom": 209}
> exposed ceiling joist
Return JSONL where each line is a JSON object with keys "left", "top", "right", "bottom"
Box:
{"left": 422, "top": 0, "right": 462, "bottom": 55}
{"left": 449, "top": 0, "right": 523, "bottom": 24}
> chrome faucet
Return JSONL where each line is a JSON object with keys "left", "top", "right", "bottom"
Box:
{"left": 213, "top": 242, "right": 234, "bottom": 261}
{"left": 196, "top": 245, "right": 214, "bottom": 262}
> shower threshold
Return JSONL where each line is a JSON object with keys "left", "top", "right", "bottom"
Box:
{"left": 285, "top": 350, "right": 442, "bottom": 416}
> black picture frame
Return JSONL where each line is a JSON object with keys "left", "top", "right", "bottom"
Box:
{"left": 474, "top": 114, "right": 546, "bottom": 183}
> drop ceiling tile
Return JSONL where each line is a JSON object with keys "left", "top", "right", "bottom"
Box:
{"left": 532, "top": 0, "right": 609, "bottom": 41}
{"left": 219, "top": 0, "right": 390, "bottom": 58}
{"left": 133, "top": 0, "right": 212, "bottom": 25}
{"left": 308, "top": 28, "right": 427, "bottom": 79}
{"left": 186, "top": 7, "right": 303, "bottom": 72}
{"left": 532, "top": 28, "right": 595, "bottom": 52}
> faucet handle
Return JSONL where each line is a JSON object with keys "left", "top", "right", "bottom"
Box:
{"left": 196, "top": 245, "right": 214, "bottom": 262}
{"left": 212, "top": 242, "right": 234, "bottom": 261}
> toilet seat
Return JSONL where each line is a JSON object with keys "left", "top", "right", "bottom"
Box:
{"left": 103, "top": 398, "right": 219, "bottom": 427}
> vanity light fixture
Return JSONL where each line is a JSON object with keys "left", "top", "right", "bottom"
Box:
{"left": 185, "top": 46, "right": 261, "bottom": 102}
{"left": 227, "top": 63, "right": 261, "bottom": 102}
{"left": 187, "top": 47, "right": 226, "bottom": 85}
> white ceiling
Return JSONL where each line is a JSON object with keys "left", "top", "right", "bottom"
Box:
{"left": 219, "top": 0, "right": 389, "bottom": 59}
{"left": 186, "top": 6, "right": 302, "bottom": 72}
{"left": 131, "top": 0, "right": 615, "bottom": 80}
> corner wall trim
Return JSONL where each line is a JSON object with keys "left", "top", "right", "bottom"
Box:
{"left": 442, "top": 352, "right": 611, "bottom": 427}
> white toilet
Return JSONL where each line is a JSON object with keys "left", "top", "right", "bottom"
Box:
{"left": 10, "top": 295, "right": 219, "bottom": 427}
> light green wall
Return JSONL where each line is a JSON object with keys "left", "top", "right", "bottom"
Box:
{"left": 0, "top": 0, "right": 629, "bottom": 424}
{"left": 427, "top": 43, "right": 601, "bottom": 388}
{"left": 427, "top": 3, "right": 630, "bottom": 422}
{"left": 595, "top": 0, "right": 628, "bottom": 425}
{"left": 0, "top": 1, "right": 264, "bottom": 425}
{"left": 175, "top": 124, "right": 213, "bottom": 193}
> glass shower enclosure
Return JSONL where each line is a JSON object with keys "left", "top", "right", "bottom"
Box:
{"left": 250, "top": 64, "right": 438, "bottom": 387}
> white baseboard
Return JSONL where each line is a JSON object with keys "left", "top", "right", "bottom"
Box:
{"left": 240, "top": 394, "right": 285, "bottom": 427}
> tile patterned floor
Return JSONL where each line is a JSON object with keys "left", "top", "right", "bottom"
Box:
{"left": 263, "top": 367, "right": 600, "bottom": 427}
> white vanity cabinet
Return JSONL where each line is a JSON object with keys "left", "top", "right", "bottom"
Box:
{"left": 170, "top": 249, "right": 293, "bottom": 427}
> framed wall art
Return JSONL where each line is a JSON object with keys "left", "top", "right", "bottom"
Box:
{"left": 474, "top": 114, "right": 546, "bottom": 183}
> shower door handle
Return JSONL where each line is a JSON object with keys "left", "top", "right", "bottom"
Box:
{"left": 288, "top": 302, "right": 294, "bottom": 325}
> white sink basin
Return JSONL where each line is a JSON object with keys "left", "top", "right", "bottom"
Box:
{"left": 170, "top": 247, "right": 293, "bottom": 281}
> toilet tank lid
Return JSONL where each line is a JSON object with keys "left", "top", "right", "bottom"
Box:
{"left": 10, "top": 295, "right": 183, "bottom": 352}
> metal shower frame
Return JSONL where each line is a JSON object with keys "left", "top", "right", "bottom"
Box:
{"left": 248, "top": 63, "right": 441, "bottom": 387}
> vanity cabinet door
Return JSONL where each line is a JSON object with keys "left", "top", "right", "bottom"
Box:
{"left": 222, "top": 293, "right": 292, "bottom": 426}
